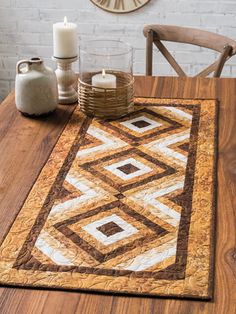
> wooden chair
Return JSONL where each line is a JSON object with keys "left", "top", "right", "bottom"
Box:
{"left": 143, "top": 25, "right": 236, "bottom": 77}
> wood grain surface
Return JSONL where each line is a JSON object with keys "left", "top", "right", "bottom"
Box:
{"left": 0, "top": 77, "right": 235, "bottom": 314}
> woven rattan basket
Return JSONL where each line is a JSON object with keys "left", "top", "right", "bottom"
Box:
{"left": 78, "top": 70, "right": 134, "bottom": 119}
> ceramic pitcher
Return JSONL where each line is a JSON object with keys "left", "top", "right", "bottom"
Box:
{"left": 15, "top": 57, "right": 58, "bottom": 117}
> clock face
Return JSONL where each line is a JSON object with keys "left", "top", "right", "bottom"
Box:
{"left": 91, "top": 0, "right": 150, "bottom": 13}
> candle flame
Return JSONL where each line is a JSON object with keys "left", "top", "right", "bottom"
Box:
{"left": 102, "top": 69, "right": 106, "bottom": 78}
{"left": 64, "top": 16, "right": 68, "bottom": 26}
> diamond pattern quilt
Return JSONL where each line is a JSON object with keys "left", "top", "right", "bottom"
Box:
{"left": 0, "top": 97, "right": 217, "bottom": 299}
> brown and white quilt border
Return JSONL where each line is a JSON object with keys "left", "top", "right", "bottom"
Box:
{"left": 0, "top": 97, "right": 217, "bottom": 299}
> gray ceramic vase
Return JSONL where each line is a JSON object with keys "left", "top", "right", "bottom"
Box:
{"left": 15, "top": 57, "right": 58, "bottom": 117}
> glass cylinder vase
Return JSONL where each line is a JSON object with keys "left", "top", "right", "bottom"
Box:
{"left": 79, "top": 39, "right": 134, "bottom": 119}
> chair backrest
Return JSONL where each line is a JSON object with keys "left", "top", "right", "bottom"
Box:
{"left": 143, "top": 25, "right": 236, "bottom": 77}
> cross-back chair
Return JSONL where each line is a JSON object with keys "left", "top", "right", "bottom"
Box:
{"left": 143, "top": 25, "right": 236, "bottom": 77}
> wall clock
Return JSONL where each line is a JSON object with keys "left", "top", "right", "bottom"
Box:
{"left": 91, "top": 0, "right": 151, "bottom": 13}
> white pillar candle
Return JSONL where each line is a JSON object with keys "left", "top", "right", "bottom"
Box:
{"left": 92, "top": 69, "right": 116, "bottom": 89}
{"left": 53, "top": 17, "right": 78, "bottom": 59}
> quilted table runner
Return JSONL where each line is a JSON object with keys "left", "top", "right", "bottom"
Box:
{"left": 0, "top": 97, "right": 217, "bottom": 299}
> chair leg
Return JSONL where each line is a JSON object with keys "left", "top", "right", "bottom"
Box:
{"left": 146, "top": 29, "right": 154, "bottom": 76}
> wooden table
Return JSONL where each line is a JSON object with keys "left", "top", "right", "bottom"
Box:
{"left": 0, "top": 76, "right": 235, "bottom": 314}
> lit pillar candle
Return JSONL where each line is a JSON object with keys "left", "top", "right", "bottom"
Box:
{"left": 92, "top": 69, "right": 116, "bottom": 89}
{"left": 53, "top": 17, "right": 78, "bottom": 58}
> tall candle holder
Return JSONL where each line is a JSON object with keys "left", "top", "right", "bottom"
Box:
{"left": 52, "top": 56, "right": 78, "bottom": 105}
